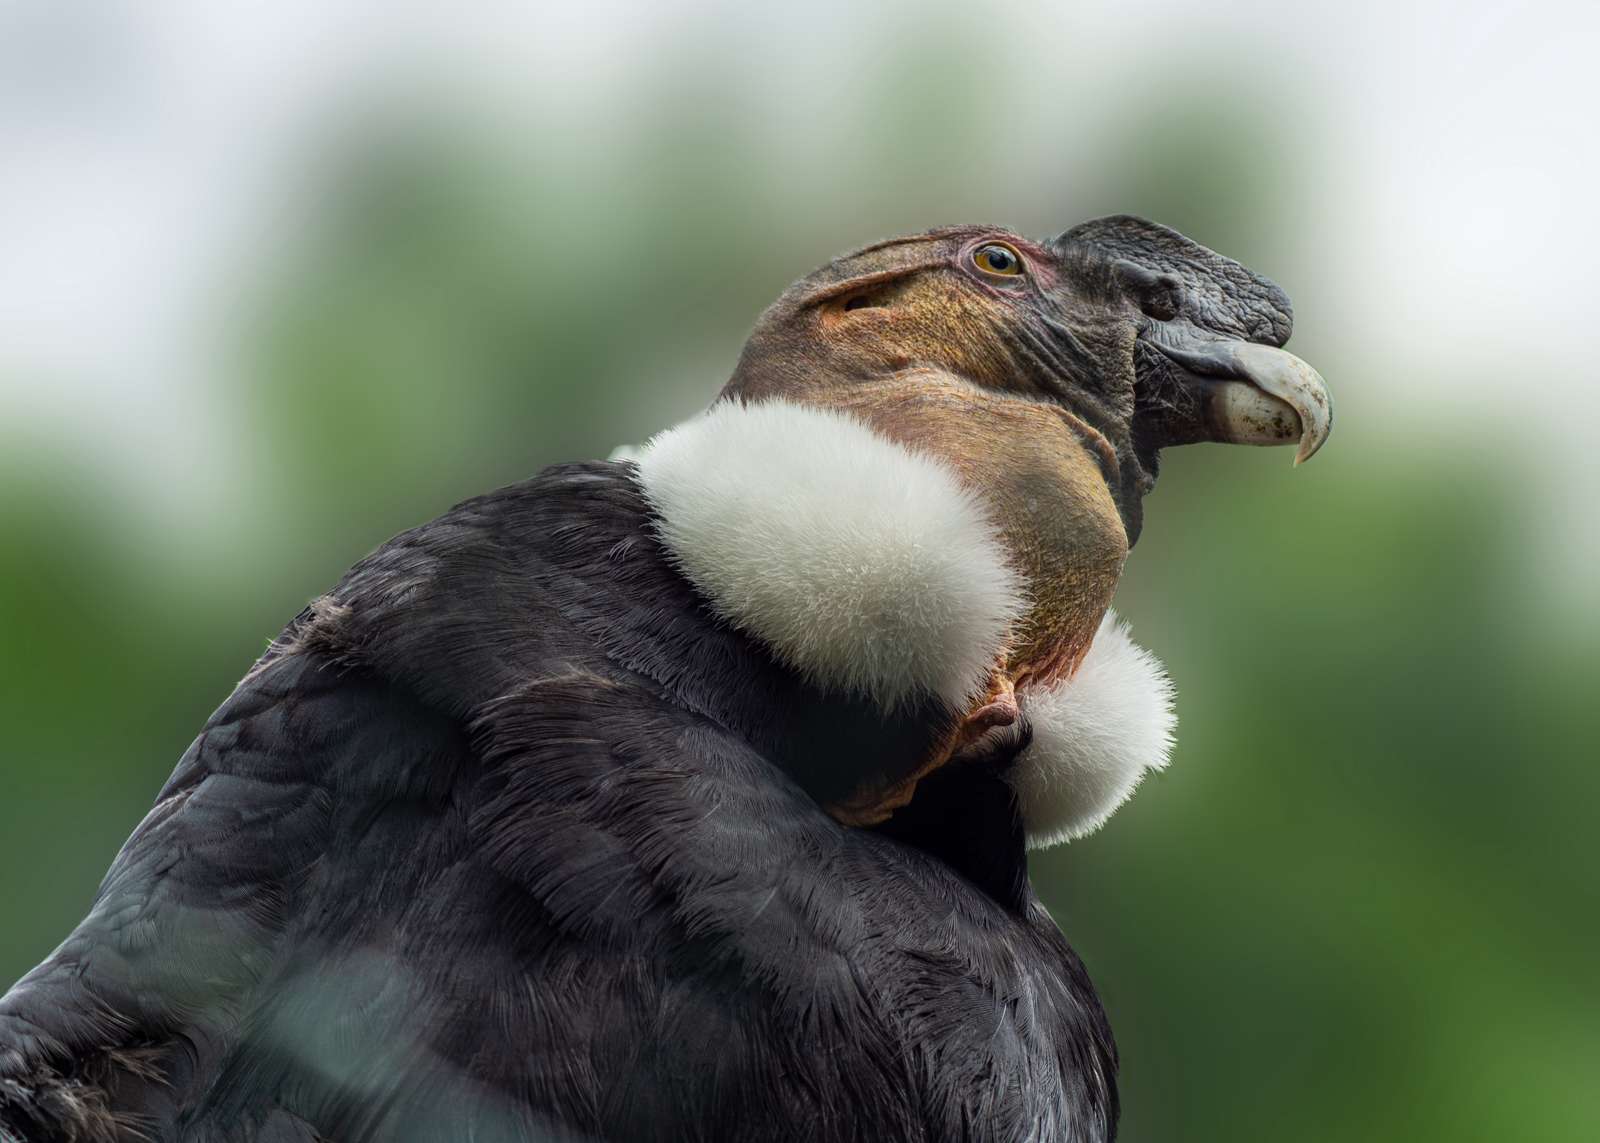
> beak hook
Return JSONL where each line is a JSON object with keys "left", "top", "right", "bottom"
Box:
{"left": 1155, "top": 332, "right": 1333, "bottom": 464}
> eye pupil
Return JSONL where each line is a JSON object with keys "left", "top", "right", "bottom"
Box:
{"left": 975, "top": 244, "right": 1020, "bottom": 275}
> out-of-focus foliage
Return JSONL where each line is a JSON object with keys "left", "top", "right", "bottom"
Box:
{"left": 2, "top": 9, "right": 1596, "bottom": 1140}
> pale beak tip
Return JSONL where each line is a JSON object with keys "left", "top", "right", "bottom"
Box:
{"left": 1293, "top": 429, "right": 1327, "bottom": 466}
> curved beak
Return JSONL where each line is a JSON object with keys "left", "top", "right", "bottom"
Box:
{"left": 1150, "top": 329, "right": 1333, "bottom": 465}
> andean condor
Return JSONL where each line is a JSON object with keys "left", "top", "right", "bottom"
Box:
{"left": 0, "top": 216, "right": 1330, "bottom": 1142}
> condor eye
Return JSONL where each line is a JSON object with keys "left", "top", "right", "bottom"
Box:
{"left": 973, "top": 243, "right": 1024, "bottom": 276}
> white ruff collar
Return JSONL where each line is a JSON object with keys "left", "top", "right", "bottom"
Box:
{"left": 627, "top": 398, "right": 1176, "bottom": 847}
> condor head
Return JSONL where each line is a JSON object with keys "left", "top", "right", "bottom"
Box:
{"left": 638, "top": 216, "right": 1331, "bottom": 834}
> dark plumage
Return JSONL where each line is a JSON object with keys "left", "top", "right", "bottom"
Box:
{"left": 0, "top": 467, "right": 1113, "bottom": 1141}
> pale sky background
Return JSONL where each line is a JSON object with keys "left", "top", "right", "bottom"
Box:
{"left": 1, "top": 0, "right": 1595, "bottom": 598}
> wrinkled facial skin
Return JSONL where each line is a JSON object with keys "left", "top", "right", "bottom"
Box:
{"left": 720, "top": 217, "right": 1329, "bottom": 686}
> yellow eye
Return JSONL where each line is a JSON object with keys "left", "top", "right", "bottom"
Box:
{"left": 973, "top": 243, "right": 1024, "bottom": 276}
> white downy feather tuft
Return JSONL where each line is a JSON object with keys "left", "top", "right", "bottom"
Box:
{"left": 1010, "top": 611, "right": 1177, "bottom": 848}
{"left": 631, "top": 399, "right": 1025, "bottom": 712}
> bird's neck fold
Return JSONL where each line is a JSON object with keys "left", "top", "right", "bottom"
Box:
{"left": 622, "top": 398, "right": 1175, "bottom": 844}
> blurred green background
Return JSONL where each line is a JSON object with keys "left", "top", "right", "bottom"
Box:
{"left": 2, "top": 3, "right": 1596, "bottom": 1140}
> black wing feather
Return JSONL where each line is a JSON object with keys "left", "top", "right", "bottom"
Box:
{"left": 0, "top": 463, "right": 1116, "bottom": 1142}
